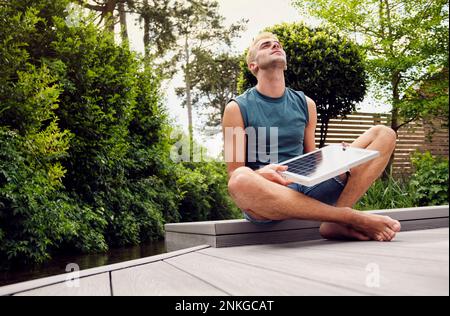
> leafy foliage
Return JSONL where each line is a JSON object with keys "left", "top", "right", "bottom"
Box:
{"left": 355, "top": 152, "right": 449, "bottom": 211}
{"left": 293, "top": 0, "right": 449, "bottom": 132}
{"left": 0, "top": 0, "right": 238, "bottom": 267}
{"left": 400, "top": 67, "right": 449, "bottom": 129}
{"left": 0, "top": 3, "right": 107, "bottom": 267}
{"left": 177, "top": 161, "right": 241, "bottom": 222}
{"left": 410, "top": 152, "right": 449, "bottom": 207}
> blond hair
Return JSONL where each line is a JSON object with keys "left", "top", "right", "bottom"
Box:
{"left": 246, "top": 32, "right": 280, "bottom": 77}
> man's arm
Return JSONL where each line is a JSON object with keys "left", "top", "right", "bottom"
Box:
{"left": 222, "top": 101, "right": 246, "bottom": 178}
{"left": 304, "top": 96, "right": 318, "bottom": 153}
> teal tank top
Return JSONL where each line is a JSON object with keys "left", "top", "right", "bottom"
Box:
{"left": 231, "top": 87, "right": 309, "bottom": 170}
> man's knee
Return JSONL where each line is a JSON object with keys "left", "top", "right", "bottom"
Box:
{"left": 228, "top": 167, "right": 255, "bottom": 198}
{"left": 371, "top": 125, "right": 397, "bottom": 151}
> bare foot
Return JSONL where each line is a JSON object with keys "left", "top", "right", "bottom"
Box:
{"left": 349, "top": 211, "right": 401, "bottom": 242}
{"left": 320, "top": 222, "right": 370, "bottom": 241}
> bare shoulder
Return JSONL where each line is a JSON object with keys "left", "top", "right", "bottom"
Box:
{"left": 224, "top": 100, "right": 241, "bottom": 114}
{"left": 305, "top": 95, "right": 317, "bottom": 113}
{"left": 222, "top": 101, "right": 244, "bottom": 127}
{"left": 304, "top": 95, "right": 317, "bottom": 125}
{"left": 305, "top": 95, "right": 316, "bottom": 107}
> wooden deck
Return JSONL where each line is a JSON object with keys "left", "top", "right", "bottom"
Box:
{"left": 1, "top": 227, "right": 448, "bottom": 296}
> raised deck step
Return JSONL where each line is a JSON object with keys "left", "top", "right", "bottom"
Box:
{"left": 165, "top": 206, "right": 449, "bottom": 251}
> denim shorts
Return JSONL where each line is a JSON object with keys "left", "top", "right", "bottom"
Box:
{"left": 243, "top": 175, "right": 348, "bottom": 224}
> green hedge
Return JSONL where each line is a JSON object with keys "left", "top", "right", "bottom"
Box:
{"left": 0, "top": 0, "right": 237, "bottom": 268}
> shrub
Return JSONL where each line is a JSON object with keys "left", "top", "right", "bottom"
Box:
{"left": 410, "top": 151, "right": 449, "bottom": 206}
{"left": 0, "top": 128, "right": 107, "bottom": 267}
{"left": 355, "top": 151, "right": 449, "bottom": 211}
{"left": 177, "top": 161, "right": 241, "bottom": 222}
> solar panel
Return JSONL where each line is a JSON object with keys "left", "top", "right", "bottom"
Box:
{"left": 278, "top": 145, "right": 379, "bottom": 187}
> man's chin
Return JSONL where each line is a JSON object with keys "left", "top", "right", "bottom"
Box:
{"left": 271, "top": 59, "right": 287, "bottom": 70}
{"left": 259, "top": 59, "right": 287, "bottom": 71}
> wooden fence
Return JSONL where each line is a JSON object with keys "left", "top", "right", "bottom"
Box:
{"left": 315, "top": 113, "right": 449, "bottom": 177}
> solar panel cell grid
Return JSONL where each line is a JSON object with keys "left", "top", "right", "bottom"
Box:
{"left": 278, "top": 145, "right": 380, "bottom": 186}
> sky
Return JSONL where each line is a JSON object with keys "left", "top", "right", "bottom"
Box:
{"left": 125, "top": 0, "right": 392, "bottom": 158}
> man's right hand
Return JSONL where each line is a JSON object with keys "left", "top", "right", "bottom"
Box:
{"left": 256, "top": 164, "right": 293, "bottom": 186}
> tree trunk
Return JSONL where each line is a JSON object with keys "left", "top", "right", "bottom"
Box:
{"left": 319, "top": 113, "right": 329, "bottom": 148}
{"left": 143, "top": 0, "right": 150, "bottom": 58}
{"left": 184, "top": 35, "right": 194, "bottom": 161}
{"left": 102, "top": 0, "right": 117, "bottom": 33}
{"left": 384, "top": 71, "right": 401, "bottom": 179}
{"left": 118, "top": 1, "right": 128, "bottom": 44}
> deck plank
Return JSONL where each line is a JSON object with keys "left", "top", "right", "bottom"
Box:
{"left": 269, "top": 240, "right": 449, "bottom": 261}
{"left": 164, "top": 252, "right": 363, "bottom": 296}
{"left": 200, "top": 241, "right": 448, "bottom": 278}
{"left": 13, "top": 273, "right": 111, "bottom": 296}
{"left": 259, "top": 229, "right": 449, "bottom": 259}
{"left": 111, "top": 261, "right": 226, "bottom": 296}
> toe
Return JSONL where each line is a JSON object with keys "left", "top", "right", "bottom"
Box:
{"left": 384, "top": 228, "right": 396, "bottom": 241}
{"left": 391, "top": 221, "right": 401, "bottom": 232}
{"left": 381, "top": 232, "right": 389, "bottom": 241}
{"left": 389, "top": 230, "right": 397, "bottom": 241}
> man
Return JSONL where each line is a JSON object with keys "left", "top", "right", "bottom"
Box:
{"left": 222, "top": 32, "right": 401, "bottom": 241}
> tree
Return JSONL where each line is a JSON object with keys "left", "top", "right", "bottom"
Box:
{"left": 293, "top": 0, "right": 449, "bottom": 168}
{"left": 178, "top": 49, "right": 241, "bottom": 133}
{"left": 138, "top": 0, "right": 177, "bottom": 59}
{"left": 76, "top": 1, "right": 179, "bottom": 60}
{"left": 117, "top": 0, "right": 129, "bottom": 42}
{"left": 75, "top": 0, "right": 119, "bottom": 32}
{"left": 173, "top": 0, "right": 245, "bottom": 161}
{"left": 400, "top": 67, "right": 449, "bottom": 130}
{"left": 238, "top": 22, "right": 367, "bottom": 147}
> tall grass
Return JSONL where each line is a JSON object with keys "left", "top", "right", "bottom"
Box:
{"left": 355, "top": 175, "right": 415, "bottom": 211}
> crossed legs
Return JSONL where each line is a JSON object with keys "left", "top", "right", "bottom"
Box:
{"left": 319, "top": 125, "right": 398, "bottom": 240}
{"left": 227, "top": 125, "right": 401, "bottom": 241}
